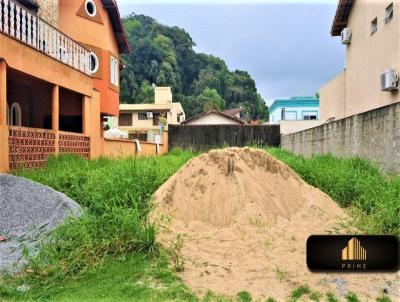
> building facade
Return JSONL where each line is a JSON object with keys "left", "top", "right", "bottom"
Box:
{"left": 269, "top": 97, "right": 320, "bottom": 124}
{"left": 0, "top": 0, "right": 130, "bottom": 172}
{"left": 320, "top": 0, "right": 400, "bottom": 121}
{"left": 114, "top": 87, "right": 185, "bottom": 142}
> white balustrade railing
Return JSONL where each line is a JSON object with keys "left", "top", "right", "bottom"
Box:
{"left": 0, "top": 0, "right": 91, "bottom": 75}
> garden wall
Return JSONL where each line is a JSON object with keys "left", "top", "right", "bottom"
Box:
{"left": 281, "top": 102, "right": 400, "bottom": 173}
{"left": 101, "top": 131, "right": 168, "bottom": 158}
{"left": 168, "top": 125, "right": 280, "bottom": 151}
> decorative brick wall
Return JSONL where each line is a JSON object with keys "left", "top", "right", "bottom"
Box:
{"left": 281, "top": 102, "right": 400, "bottom": 173}
{"left": 37, "top": 0, "right": 59, "bottom": 27}
{"left": 59, "top": 132, "right": 90, "bottom": 159}
{"left": 8, "top": 127, "right": 56, "bottom": 170}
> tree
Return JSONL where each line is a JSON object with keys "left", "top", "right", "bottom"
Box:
{"left": 197, "top": 88, "right": 225, "bottom": 112}
{"left": 137, "top": 81, "right": 154, "bottom": 103}
{"left": 120, "top": 13, "right": 269, "bottom": 120}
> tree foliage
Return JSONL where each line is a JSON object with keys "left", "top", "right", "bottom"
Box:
{"left": 121, "top": 13, "right": 269, "bottom": 120}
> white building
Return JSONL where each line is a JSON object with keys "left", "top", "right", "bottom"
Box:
{"left": 268, "top": 97, "right": 320, "bottom": 134}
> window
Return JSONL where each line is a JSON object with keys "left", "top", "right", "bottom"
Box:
{"left": 110, "top": 56, "right": 119, "bottom": 86}
{"left": 385, "top": 3, "right": 394, "bottom": 23}
{"left": 304, "top": 115, "right": 317, "bottom": 120}
{"left": 85, "top": 0, "right": 97, "bottom": 17}
{"left": 281, "top": 108, "right": 285, "bottom": 120}
{"left": 138, "top": 112, "right": 148, "bottom": 120}
{"left": 88, "top": 52, "right": 99, "bottom": 74}
{"left": 285, "top": 111, "right": 297, "bottom": 120}
{"left": 371, "top": 18, "right": 378, "bottom": 35}
{"left": 119, "top": 113, "right": 132, "bottom": 126}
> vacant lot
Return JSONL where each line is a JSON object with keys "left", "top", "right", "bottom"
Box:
{"left": 0, "top": 148, "right": 398, "bottom": 301}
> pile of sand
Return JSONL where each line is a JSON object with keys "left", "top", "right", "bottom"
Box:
{"left": 153, "top": 148, "right": 399, "bottom": 301}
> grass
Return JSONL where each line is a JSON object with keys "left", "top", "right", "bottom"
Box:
{"left": 0, "top": 147, "right": 398, "bottom": 301}
{"left": 266, "top": 148, "right": 400, "bottom": 236}
{"left": 2, "top": 149, "right": 197, "bottom": 298}
{"left": 5, "top": 252, "right": 197, "bottom": 302}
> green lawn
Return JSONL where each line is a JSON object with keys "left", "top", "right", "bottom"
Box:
{"left": 0, "top": 147, "right": 398, "bottom": 301}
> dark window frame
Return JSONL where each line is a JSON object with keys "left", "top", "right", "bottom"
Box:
{"left": 138, "top": 112, "right": 148, "bottom": 120}
{"left": 119, "top": 113, "right": 132, "bottom": 126}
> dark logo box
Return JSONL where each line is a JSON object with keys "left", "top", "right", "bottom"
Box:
{"left": 307, "top": 235, "right": 399, "bottom": 272}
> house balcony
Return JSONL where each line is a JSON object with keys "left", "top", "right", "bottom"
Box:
{"left": 0, "top": 61, "right": 93, "bottom": 172}
{"left": 0, "top": 0, "right": 91, "bottom": 76}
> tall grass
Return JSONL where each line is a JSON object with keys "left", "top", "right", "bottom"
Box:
{"left": 15, "top": 149, "right": 197, "bottom": 284}
{"left": 16, "top": 147, "right": 400, "bottom": 283}
{"left": 266, "top": 148, "right": 400, "bottom": 236}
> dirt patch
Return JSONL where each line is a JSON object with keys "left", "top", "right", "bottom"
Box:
{"left": 153, "top": 147, "right": 399, "bottom": 301}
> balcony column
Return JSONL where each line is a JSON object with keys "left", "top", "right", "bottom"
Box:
{"left": 52, "top": 85, "right": 59, "bottom": 154}
{"left": 82, "top": 95, "right": 91, "bottom": 136}
{"left": 0, "top": 60, "right": 9, "bottom": 172}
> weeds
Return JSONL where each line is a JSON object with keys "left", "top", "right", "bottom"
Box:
{"left": 14, "top": 151, "right": 197, "bottom": 286}
{"left": 274, "top": 266, "right": 293, "bottom": 282}
{"left": 346, "top": 292, "right": 360, "bottom": 302}
{"left": 326, "top": 292, "right": 339, "bottom": 302}
{"left": 236, "top": 291, "right": 252, "bottom": 302}
{"left": 266, "top": 148, "right": 400, "bottom": 235}
{"left": 168, "top": 234, "right": 185, "bottom": 272}
{"left": 290, "top": 284, "right": 311, "bottom": 301}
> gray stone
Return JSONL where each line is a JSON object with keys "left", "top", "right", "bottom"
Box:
{"left": 0, "top": 174, "right": 80, "bottom": 273}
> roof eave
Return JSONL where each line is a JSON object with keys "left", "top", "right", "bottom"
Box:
{"left": 331, "top": 0, "right": 355, "bottom": 36}
{"left": 101, "top": 0, "right": 131, "bottom": 54}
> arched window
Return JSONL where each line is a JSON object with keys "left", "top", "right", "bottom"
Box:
{"left": 10, "top": 102, "right": 22, "bottom": 126}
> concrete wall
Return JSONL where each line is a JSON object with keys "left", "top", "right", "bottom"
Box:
{"left": 101, "top": 131, "right": 168, "bottom": 158}
{"left": 321, "top": 0, "right": 400, "bottom": 120}
{"left": 281, "top": 102, "right": 400, "bottom": 173}
{"left": 278, "top": 120, "right": 321, "bottom": 135}
{"left": 320, "top": 71, "right": 346, "bottom": 121}
{"left": 155, "top": 87, "right": 172, "bottom": 104}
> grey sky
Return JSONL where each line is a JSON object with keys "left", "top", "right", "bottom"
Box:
{"left": 118, "top": 1, "right": 345, "bottom": 105}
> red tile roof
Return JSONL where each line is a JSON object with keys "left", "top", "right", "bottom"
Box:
{"left": 222, "top": 107, "right": 243, "bottom": 117}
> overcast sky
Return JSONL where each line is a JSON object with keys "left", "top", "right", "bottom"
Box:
{"left": 118, "top": 0, "right": 345, "bottom": 105}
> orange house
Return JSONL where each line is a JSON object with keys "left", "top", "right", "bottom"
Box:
{"left": 0, "top": 0, "right": 130, "bottom": 172}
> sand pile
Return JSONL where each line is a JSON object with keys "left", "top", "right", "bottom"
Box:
{"left": 153, "top": 148, "right": 399, "bottom": 301}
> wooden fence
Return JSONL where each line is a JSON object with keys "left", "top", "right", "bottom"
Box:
{"left": 168, "top": 125, "right": 280, "bottom": 151}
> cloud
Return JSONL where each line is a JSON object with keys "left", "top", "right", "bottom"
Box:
{"left": 120, "top": 3, "right": 345, "bottom": 101}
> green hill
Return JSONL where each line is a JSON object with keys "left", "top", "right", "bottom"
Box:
{"left": 120, "top": 13, "right": 269, "bottom": 120}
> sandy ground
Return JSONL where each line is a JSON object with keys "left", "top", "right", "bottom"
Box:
{"left": 153, "top": 148, "right": 399, "bottom": 301}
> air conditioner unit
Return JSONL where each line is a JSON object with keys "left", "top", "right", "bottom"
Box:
{"left": 147, "top": 112, "right": 153, "bottom": 118}
{"left": 341, "top": 28, "right": 352, "bottom": 45}
{"left": 381, "top": 69, "right": 399, "bottom": 91}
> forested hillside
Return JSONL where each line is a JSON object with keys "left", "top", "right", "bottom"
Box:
{"left": 120, "top": 14, "right": 269, "bottom": 120}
